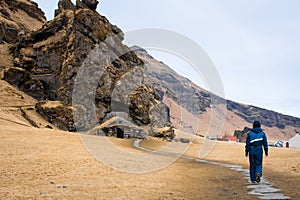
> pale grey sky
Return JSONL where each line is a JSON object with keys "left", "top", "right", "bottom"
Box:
{"left": 35, "top": 0, "right": 300, "bottom": 118}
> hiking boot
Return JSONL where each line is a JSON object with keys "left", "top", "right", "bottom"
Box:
{"left": 256, "top": 173, "right": 261, "bottom": 183}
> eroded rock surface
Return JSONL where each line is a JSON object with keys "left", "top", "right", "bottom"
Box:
{"left": 2, "top": 1, "right": 170, "bottom": 132}
{"left": 0, "top": 0, "right": 45, "bottom": 44}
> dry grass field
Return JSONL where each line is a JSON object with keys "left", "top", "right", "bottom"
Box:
{"left": 1, "top": 120, "right": 299, "bottom": 199}
{"left": 1, "top": 123, "right": 256, "bottom": 200}
{"left": 0, "top": 80, "right": 299, "bottom": 199}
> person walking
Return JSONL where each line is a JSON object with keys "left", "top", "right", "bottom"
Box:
{"left": 245, "top": 121, "right": 268, "bottom": 183}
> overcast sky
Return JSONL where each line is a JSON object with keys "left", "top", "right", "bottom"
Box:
{"left": 35, "top": 0, "right": 300, "bottom": 118}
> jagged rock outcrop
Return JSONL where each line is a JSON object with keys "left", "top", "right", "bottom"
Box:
{"left": 75, "top": 0, "right": 98, "bottom": 11}
{"left": 3, "top": 67, "right": 45, "bottom": 99}
{"left": 0, "top": 0, "right": 46, "bottom": 75}
{"left": 35, "top": 101, "right": 75, "bottom": 131}
{"left": 0, "top": 0, "right": 46, "bottom": 44}
{"left": 129, "top": 85, "right": 170, "bottom": 128}
{"left": 2, "top": 1, "right": 170, "bottom": 132}
{"left": 54, "top": 0, "right": 75, "bottom": 17}
{"left": 9, "top": 4, "right": 125, "bottom": 103}
{"left": 82, "top": 0, "right": 99, "bottom": 10}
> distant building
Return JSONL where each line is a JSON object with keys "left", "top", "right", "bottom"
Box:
{"left": 273, "top": 140, "right": 284, "bottom": 147}
{"left": 226, "top": 136, "right": 237, "bottom": 142}
{"left": 98, "top": 116, "right": 146, "bottom": 139}
{"left": 221, "top": 134, "right": 237, "bottom": 142}
{"left": 289, "top": 133, "right": 300, "bottom": 148}
{"left": 234, "top": 127, "right": 251, "bottom": 143}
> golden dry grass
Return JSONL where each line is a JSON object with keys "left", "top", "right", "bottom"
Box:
{"left": 0, "top": 123, "right": 256, "bottom": 199}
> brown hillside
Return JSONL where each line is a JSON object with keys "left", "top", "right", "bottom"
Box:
{"left": 0, "top": 80, "right": 56, "bottom": 129}
{"left": 133, "top": 46, "right": 300, "bottom": 141}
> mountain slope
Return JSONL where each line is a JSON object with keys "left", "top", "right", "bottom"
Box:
{"left": 133, "top": 46, "right": 300, "bottom": 141}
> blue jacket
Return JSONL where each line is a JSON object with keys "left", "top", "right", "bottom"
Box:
{"left": 245, "top": 128, "right": 268, "bottom": 155}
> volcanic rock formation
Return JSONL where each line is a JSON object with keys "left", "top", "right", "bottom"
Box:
{"left": 2, "top": 0, "right": 170, "bottom": 132}
{"left": 0, "top": 0, "right": 45, "bottom": 44}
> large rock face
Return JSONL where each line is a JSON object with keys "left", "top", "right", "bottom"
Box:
{"left": 0, "top": 0, "right": 46, "bottom": 44}
{"left": 2, "top": 1, "right": 170, "bottom": 132}
{"left": 3, "top": 67, "right": 45, "bottom": 99}
{"left": 0, "top": 0, "right": 46, "bottom": 75}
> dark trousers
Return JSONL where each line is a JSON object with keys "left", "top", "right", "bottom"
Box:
{"left": 249, "top": 151, "right": 263, "bottom": 182}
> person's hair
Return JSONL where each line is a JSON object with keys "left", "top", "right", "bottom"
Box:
{"left": 253, "top": 121, "right": 261, "bottom": 128}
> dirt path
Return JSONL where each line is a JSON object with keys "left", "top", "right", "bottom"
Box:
{"left": 134, "top": 140, "right": 290, "bottom": 200}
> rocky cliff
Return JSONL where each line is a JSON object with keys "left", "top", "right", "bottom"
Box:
{"left": 0, "top": 0, "right": 46, "bottom": 74}
{"left": 0, "top": 0, "right": 45, "bottom": 44}
{"left": 1, "top": 0, "right": 170, "bottom": 132}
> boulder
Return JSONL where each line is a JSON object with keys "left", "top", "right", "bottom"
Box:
{"left": 153, "top": 126, "right": 175, "bottom": 141}
{"left": 0, "top": 0, "right": 45, "bottom": 44}
{"left": 35, "top": 101, "right": 76, "bottom": 131}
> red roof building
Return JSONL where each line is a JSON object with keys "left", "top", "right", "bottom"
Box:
{"left": 226, "top": 136, "right": 237, "bottom": 142}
